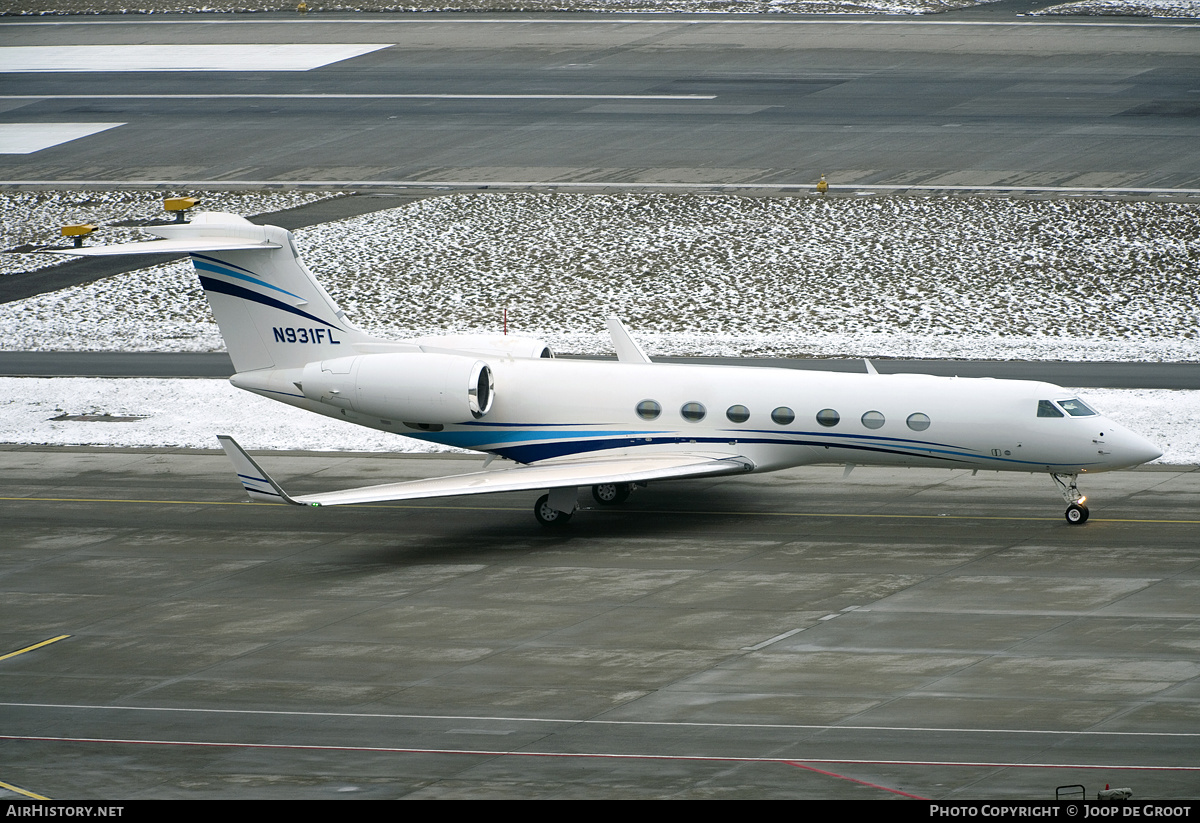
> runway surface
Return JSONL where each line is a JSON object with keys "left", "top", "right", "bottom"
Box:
{"left": 2, "top": 14, "right": 1200, "bottom": 191}
{"left": 1, "top": 448, "right": 1198, "bottom": 799}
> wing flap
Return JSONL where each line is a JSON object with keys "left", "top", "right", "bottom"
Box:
{"left": 217, "top": 436, "right": 753, "bottom": 508}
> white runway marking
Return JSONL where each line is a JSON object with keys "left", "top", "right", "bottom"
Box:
{"left": 0, "top": 44, "right": 392, "bottom": 73}
{"left": 0, "top": 122, "right": 123, "bottom": 154}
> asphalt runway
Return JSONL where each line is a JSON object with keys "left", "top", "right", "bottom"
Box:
{"left": 2, "top": 13, "right": 1199, "bottom": 191}
{"left": 1, "top": 448, "right": 1198, "bottom": 799}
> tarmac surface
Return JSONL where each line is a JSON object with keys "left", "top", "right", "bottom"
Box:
{"left": 2, "top": 13, "right": 1199, "bottom": 192}
{"left": 1, "top": 447, "right": 1198, "bottom": 799}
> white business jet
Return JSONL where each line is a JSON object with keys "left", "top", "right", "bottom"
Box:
{"left": 59, "top": 211, "right": 1161, "bottom": 526}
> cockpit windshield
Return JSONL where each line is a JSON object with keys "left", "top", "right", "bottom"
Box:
{"left": 1037, "top": 398, "right": 1098, "bottom": 418}
{"left": 1057, "top": 398, "right": 1097, "bottom": 417}
{"left": 1037, "top": 400, "right": 1063, "bottom": 418}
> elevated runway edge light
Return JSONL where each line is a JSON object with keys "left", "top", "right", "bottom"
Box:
{"left": 164, "top": 196, "right": 199, "bottom": 223}
{"left": 817, "top": 175, "right": 828, "bottom": 195}
{"left": 60, "top": 223, "right": 96, "bottom": 248}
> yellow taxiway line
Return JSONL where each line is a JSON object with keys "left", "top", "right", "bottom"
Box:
{"left": 0, "top": 634, "right": 70, "bottom": 663}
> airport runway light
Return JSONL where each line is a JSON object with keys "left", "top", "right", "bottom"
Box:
{"left": 817, "top": 175, "right": 828, "bottom": 195}
{"left": 60, "top": 223, "right": 96, "bottom": 248}
{"left": 164, "top": 196, "right": 199, "bottom": 223}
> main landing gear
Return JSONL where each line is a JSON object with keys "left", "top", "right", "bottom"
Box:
{"left": 591, "top": 483, "right": 632, "bottom": 505}
{"left": 1052, "top": 473, "right": 1089, "bottom": 525}
{"left": 534, "top": 493, "right": 573, "bottom": 527}
{"left": 534, "top": 483, "right": 635, "bottom": 526}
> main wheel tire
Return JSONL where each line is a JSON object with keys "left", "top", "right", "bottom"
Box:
{"left": 1065, "top": 503, "right": 1089, "bottom": 525}
{"left": 534, "top": 493, "right": 573, "bottom": 527}
{"left": 591, "top": 483, "right": 632, "bottom": 505}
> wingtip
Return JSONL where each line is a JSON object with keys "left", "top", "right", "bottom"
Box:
{"left": 216, "top": 435, "right": 301, "bottom": 506}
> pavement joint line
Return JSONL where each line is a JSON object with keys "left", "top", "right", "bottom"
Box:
{"left": 0, "top": 634, "right": 70, "bottom": 662}
{"left": 785, "top": 761, "right": 928, "bottom": 799}
{"left": 7, "top": 702, "right": 1200, "bottom": 738}
{"left": 0, "top": 780, "right": 49, "bottom": 801}
{"left": 2, "top": 734, "right": 1198, "bottom": 771}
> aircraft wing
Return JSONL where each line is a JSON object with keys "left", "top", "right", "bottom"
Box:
{"left": 218, "top": 436, "right": 753, "bottom": 508}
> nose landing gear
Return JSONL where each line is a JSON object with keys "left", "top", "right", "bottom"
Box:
{"left": 1052, "top": 473, "right": 1089, "bottom": 525}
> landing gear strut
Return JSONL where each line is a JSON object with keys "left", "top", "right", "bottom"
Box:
{"left": 1052, "top": 473, "right": 1089, "bottom": 525}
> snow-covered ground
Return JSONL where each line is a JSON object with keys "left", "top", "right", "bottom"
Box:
{"left": 1033, "top": 0, "right": 1200, "bottom": 16}
{"left": 8, "top": 0, "right": 1200, "bottom": 16}
{"left": 2, "top": 190, "right": 1195, "bottom": 463}
{"left": 3, "top": 192, "right": 1198, "bottom": 362}
{"left": 0, "top": 0, "right": 994, "bottom": 18}
{"left": 1, "top": 377, "right": 1193, "bottom": 464}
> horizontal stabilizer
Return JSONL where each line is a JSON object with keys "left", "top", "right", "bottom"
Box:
{"left": 217, "top": 435, "right": 753, "bottom": 508}
{"left": 43, "top": 237, "right": 282, "bottom": 256}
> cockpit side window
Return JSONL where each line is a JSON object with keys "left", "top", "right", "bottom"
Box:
{"left": 1058, "top": 398, "right": 1097, "bottom": 417}
{"left": 1037, "top": 400, "right": 1064, "bottom": 418}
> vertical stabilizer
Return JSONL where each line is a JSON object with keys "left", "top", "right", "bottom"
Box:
{"left": 159, "top": 213, "right": 368, "bottom": 371}
{"left": 49, "top": 212, "right": 384, "bottom": 372}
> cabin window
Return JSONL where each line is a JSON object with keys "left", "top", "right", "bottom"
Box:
{"left": 726, "top": 405, "right": 750, "bottom": 424}
{"left": 816, "top": 409, "right": 840, "bottom": 428}
{"left": 1037, "top": 400, "right": 1064, "bottom": 418}
{"left": 861, "top": 410, "right": 885, "bottom": 430}
{"left": 681, "top": 402, "right": 707, "bottom": 422}
{"left": 771, "top": 407, "right": 795, "bottom": 425}
{"left": 906, "top": 412, "right": 931, "bottom": 432}
{"left": 636, "top": 400, "right": 661, "bottom": 420}
{"left": 1058, "top": 398, "right": 1097, "bottom": 417}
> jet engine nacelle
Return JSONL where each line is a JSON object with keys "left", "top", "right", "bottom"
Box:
{"left": 300, "top": 352, "right": 494, "bottom": 423}
{"left": 412, "top": 334, "right": 554, "bottom": 359}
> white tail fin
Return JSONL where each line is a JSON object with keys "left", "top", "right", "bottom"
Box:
{"left": 52, "top": 212, "right": 377, "bottom": 371}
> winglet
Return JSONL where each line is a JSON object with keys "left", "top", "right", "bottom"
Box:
{"left": 606, "top": 317, "right": 652, "bottom": 364}
{"left": 217, "top": 435, "right": 310, "bottom": 506}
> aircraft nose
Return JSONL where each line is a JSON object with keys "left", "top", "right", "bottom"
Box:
{"left": 1107, "top": 425, "right": 1162, "bottom": 468}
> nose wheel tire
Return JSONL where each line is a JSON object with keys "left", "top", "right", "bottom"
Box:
{"left": 591, "top": 483, "right": 632, "bottom": 505}
{"left": 535, "top": 493, "right": 573, "bottom": 527}
{"left": 1065, "top": 503, "right": 1089, "bottom": 525}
